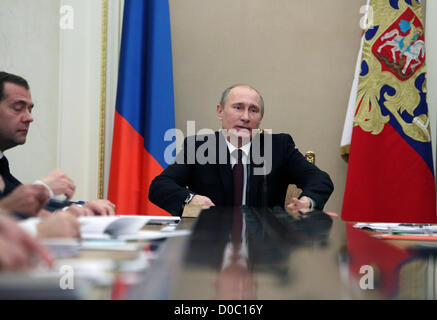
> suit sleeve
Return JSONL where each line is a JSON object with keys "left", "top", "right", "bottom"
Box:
{"left": 282, "top": 134, "right": 334, "bottom": 210}
{"left": 148, "top": 137, "right": 194, "bottom": 216}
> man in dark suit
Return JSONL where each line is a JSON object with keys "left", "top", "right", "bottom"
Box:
{"left": 149, "top": 84, "right": 333, "bottom": 216}
{"left": 0, "top": 71, "right": 115, "bottom": 216}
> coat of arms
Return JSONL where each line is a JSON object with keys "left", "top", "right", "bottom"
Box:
{"left": 373, "top": 8, "right": 425, "bottom": 81}
{"left": 353, "top": 2, "right": 430, "bottom": 143}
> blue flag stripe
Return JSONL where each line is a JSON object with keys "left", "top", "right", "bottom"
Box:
{"left": 115, "top": 0, "right": 175, "bottom": 169}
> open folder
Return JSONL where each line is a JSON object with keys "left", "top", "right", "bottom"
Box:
{"left": 79, "top": 215, "right": 180, "bottom": 238}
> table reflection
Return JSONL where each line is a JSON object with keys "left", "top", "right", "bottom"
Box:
{"left": 344, "top": 224, "right": 437, "bottom": 299}
{"left": 127, "top": 206, "right": 437, "bottom": 300}
{"left": 213, "top": 207, "right": 253, "bottom": 299}
{"left": 181, "top": 206, "right": 333, "bottom": 299}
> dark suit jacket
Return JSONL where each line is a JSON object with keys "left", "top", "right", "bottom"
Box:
{"left": 149, "top": 132, "right": 334, "bottom": 216}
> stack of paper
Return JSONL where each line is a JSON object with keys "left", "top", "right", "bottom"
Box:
{"left": 354, "top": 223, "right": 437, "bottom": 234}
{"left": 79, "top": 215, "right": 181, "bottom": 239}
{"left": 354, "top": 223, "right": 437, "bottom": 241}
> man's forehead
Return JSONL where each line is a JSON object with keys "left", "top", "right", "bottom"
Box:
{"left": 229, "top": 85, "right": 258, "bottom": 95}
{"left": 3, "top": 82, "right": 32, "bottom": 103}
{"left": 228, "top": 86, "right": 260, "bottom": 103}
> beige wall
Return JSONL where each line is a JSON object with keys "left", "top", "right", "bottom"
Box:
{"left": 169, "top": 0, "right": 363, "bottom": 214}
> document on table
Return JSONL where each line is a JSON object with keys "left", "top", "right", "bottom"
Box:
{"left": 354, "top": 223, "right": 437, "bottom": 234}
{"left": 79, "top": 215, "right": 181, "bottom": 238}
{"left": 117, "top": 229, "right": 192, "bottom": 241}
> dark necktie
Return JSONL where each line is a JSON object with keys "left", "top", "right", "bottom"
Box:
{"left": 0, "top": 156, "right": 22, "bottom": 195}
{"left": 233, "top": 149, "right": 243, "bottom": 206}
{"left": 232, "top": 206, "right": 243, "bottom": 250}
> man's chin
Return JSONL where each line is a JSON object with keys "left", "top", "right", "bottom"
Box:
{"left": 226, "top": 129, "right": 255, "bottom": 146}
{"left": 235, "top": 131, "right": 252, "bottom": 138}
{"left": 15, "top": 138, "right": 27, "bottom": 145}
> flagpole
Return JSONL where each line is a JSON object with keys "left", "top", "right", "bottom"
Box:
{"left": 98, "top": 0, "right": 109, "bottom": 199}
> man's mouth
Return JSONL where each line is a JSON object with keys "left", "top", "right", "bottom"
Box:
{"left": 235, "top": 126, "right": 250, "bottom": 131}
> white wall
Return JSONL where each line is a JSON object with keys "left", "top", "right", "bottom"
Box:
{"left": 57, "top": 0, "right": 102, "bottom": 201}
{"left": 0, "top": 0, "right": 59, "bottom": 187}
{"left": 0, "top": 0, "right": 105, "bottom": 201}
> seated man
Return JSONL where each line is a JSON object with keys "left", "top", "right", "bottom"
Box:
{"left": 0, "top": 71, "right": 114, "bottom": 216}
{"left": 0, "top": 179, "right": 82, "bottom": 239}
{"left": 149, "top": 84, "right": 334, "bottom": 216}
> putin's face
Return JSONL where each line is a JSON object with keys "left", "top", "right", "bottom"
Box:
{"left": 217, "top": 86, "right": 263, "bottom": 145}
{"left": 0, "top": 82, "right": 34, "bottom": 151}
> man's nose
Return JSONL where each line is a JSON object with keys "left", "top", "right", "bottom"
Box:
{"left": 23, "top": 110, "right": 34, "bottom": 122}
{"left": 241, "top": 109, "right": 250, "bottom": 121}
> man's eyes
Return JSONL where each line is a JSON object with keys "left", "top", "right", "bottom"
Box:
{"left": 233, "top": 105, "right": 259, "bottom": 112}
{"left": 12, "top": 104, "right": 24, "bottom": 112}
{"left": 11, "top": 103, "right": 32, "bottom": 113}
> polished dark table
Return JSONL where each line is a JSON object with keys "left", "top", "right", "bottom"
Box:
{"left": 127, "top": 206, "right": 436, "bottom": 299}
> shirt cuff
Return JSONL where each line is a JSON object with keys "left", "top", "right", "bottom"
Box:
{"left": 309, "top": 197, "right": 315, "bottom": 211}
{"left": 33, "top": 180, "right": 54, "bottom": 199}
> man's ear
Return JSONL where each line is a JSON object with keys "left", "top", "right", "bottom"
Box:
{"left": 217, "top": 104, "right": 224, "bottom": 120}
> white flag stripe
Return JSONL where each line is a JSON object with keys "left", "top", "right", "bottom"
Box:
{"left": 341, "top": 35, "right": 364, "bottom": 148}
{"left": 341, "top": 0, "right": 370, "bottom": 158}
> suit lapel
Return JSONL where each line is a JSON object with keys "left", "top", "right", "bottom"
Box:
{"left": 0, "top": 156, "right": 22, "bottom": 196}
{"left": 248, "top": 132, "right": 267, "bottom": 206}
{"left": 216, "top": 131, "right": 233, "bottom": 205}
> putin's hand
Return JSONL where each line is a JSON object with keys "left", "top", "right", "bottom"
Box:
{"left": 190, "top": 195, "right": 215, "bottom": 208}
{"left": 286, "top": 196, "right": 312, "bottom": 215}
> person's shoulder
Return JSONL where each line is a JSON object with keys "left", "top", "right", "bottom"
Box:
{"left": 265, "top": 132, "right": 294, "bottom": 144}
{"left": 272, "top": 133, "right": 291, "bottom": 138}
{"left": 261, "top": 132, "right": 291, "bottom": 137}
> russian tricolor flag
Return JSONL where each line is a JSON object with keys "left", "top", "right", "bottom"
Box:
{"left": 108, "top": 0, "right": 174, "bottom": 215}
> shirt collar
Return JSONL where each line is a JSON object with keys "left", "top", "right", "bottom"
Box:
{"left": 224, "top": 136, "right": 251, "bottom": 158}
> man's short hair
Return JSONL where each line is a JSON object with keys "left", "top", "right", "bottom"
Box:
{"left": 0, "top": 72, "right": 29, "bottom": 102}
{"left": 219, "top": 84, "right": 264, "bottom": 115}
